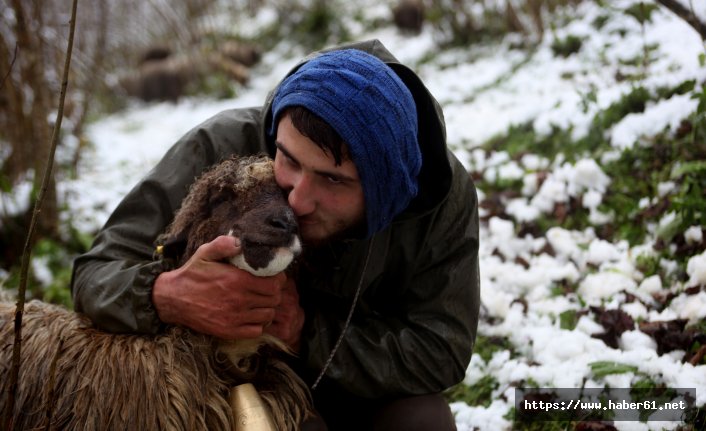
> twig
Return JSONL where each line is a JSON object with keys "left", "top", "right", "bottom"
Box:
{"left": 689, "top": 344, "right": 706, "bottom": 366}
{"left": 655, "top": 0, "right": 706, "bottom": 41}
{"left": 4, "top": 0, "right": 79, "bottom": 429}
{"left": 0, "top": 44, "right": 18, "bottom": 90}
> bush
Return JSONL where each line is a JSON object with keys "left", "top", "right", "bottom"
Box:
{"left": 551, "top": 34, "right": 583, "bottom": 57}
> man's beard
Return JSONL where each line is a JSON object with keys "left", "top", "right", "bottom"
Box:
{"left": 300, "top": 219, "right": 367, "bottom": 249}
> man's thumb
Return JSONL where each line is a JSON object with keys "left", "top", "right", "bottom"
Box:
{"left": 198, "top": 235, "right": 241, "bottom": 261}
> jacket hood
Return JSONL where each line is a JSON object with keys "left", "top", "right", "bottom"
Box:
{"left": 262, "top": 39, "right": 452, "bottom": 216}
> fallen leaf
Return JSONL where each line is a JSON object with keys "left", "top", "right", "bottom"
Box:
{"left": 638, "top": 319, "right": 706, "bottom": 358}
{"left": 590, "top": 307, "right": 635, "bottom": 348}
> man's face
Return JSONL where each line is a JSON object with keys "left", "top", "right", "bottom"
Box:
{"left": 273, "top": 114, "right": 365, "bottom": 246}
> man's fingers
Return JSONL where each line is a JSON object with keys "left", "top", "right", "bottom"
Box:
{"left": 155, "top": 236, "right": 294, "bottom": 342}
{"left": 242, "top": 307, "right": 276, "bottom": 325}
{"left": 207, "top": 306, "right": 275, "bottom": 340}
{"left": 241, "top": 291, "right": 282, "bottom": 309}
{"left": 221, "top": 324, "right": 266, "bottom": 340}
{"left": 196, "top": 235, "right": 241, "bottom": 261}
{"left": 239, "top": 272, "right": 287, "bottom": 298}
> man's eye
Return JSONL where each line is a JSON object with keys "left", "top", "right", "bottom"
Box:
{"left": 283, "top": 154, "right": 298, "bottom": 167}
{"left": 326, "top": 175, "right": 343, "bottom": 184}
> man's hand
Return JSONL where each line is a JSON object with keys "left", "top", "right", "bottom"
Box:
{"left": 152, "top": 235, "right": 287, "bottom": 340}
{"left": 264, "top": 277, "right": 305, "bottom": 352}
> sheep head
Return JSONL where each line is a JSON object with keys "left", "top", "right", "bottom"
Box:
{"left": 159, "top": 155, "right": 300, "bottom": 276}
{"left": 156, "top": 155, "right": 313, "bottom": 428}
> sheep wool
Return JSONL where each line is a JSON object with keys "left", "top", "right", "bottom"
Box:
{"left": 270, "top": 49, "right": 421, "bottom": 237}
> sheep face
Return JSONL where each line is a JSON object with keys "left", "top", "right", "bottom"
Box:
{"left": 227, "top": 188, "right": 301, "bottom": 276}
{"left": 161, "top": 155, "right": 300, "bottom": 276}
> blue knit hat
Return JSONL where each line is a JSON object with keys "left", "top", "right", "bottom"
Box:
{"left": 269, "top": 49, "right": 421, "bottom": 237}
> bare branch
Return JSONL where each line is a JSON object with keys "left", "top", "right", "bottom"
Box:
{"left": 656, "top": 0, "right": 706, "bottom": 41}
{"left": 0, "top": 43, "right": 18, "bottom": 90}
{"left": 4, "top": 0, "right": 79, "bottom": 428}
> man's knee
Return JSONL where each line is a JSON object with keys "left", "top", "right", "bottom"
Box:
{"left": 372, "top": 393, "right": 457, "bottom": 431}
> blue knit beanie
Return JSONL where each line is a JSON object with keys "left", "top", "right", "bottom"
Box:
{"left": 269, "top": 49, "right": 421, "bottom": 237}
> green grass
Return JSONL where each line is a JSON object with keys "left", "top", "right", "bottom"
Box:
{"left": 476, "top": 78, "right": 706, "bottom": 279}
{"left": 445, "top": 375, "right": 499, "bottom": 408}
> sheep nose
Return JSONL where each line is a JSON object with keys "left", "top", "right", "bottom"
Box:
{"left": 266, "top": 212, "right": 297, "bottom": 234}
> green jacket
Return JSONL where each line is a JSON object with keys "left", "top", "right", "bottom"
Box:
{"left": 71, "top": 39, "right": 480, "bottom": 399}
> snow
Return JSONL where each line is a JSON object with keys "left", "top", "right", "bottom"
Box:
{"left": 3, "top": 0, "right": 706, "bottom": 429}
{"left": 687, "top": 250, "right": 706, "bottom": 288}
{"left": 611, "top": 94, "right": 699, "bottom": 150}
{"left": 685, "top": 225, "right": 704, "bottom": 244}
{"left": 0, "top": 174, "right": 33, "bottom": 217}
{"left": 638, "top": 275, "right": 663, "bottom": 295}
{"left": 579, "top": 272, "right": 638, "bottom": 302}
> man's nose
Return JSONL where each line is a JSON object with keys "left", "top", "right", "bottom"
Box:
{"left": 287, "top": 174, "right": 316, "bottom": 216}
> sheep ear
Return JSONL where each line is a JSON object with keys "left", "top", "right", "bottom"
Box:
{"left": 158, "top": 231, "right": 189, "bottom": 261}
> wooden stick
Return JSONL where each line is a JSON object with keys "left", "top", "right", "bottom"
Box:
{"left": 4, "top": 0, "right": 79, "bottom": 428}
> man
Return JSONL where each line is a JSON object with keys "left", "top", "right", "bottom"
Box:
{"left": 72, "top": 40, "right": 480, "bottom": 430}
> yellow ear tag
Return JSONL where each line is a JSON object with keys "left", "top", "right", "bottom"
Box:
{"left": 155, "top": 245, "right": 164, "bottom": 255}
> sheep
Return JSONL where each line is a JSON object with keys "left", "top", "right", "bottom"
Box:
{"left": 0, "top": 155, "right": 312, "bottom": 430}
{"left": 392, "top": 0, "right": 425, "bottom": 34}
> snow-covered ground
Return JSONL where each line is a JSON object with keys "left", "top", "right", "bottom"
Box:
{"left": 5, "top": 0, "right": 706, "bottom": 429}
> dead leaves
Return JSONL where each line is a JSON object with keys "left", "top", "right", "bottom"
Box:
{"left": 590, "top": 307, "right": 634, "bottom": 349}
{"left": 639, "top": 319, "right": 706, "bottom": 365}
{"left": 585, "top": 307, "right": 706, "bottom": 365}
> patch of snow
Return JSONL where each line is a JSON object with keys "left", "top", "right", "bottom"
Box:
{"left": 684, "top": 225, "right": 704, "bottom": 245}
{"left": 686, "top": 250, "right": 706, "bottom": 287}
{"left": 611, "top": 94, "right": 698, "bottom": 150}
